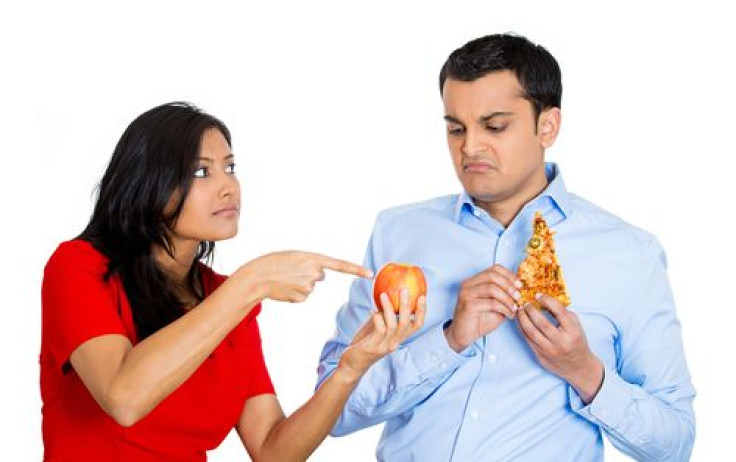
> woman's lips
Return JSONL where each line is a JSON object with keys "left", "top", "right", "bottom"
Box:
{"left": 213, "top": 206, "right": 239, "bottom": 217}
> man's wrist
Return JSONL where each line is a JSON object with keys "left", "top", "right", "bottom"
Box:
{"left": 568, "top": 355, "right": 604, "bottom": 405}
{"left": 443, "top": 324, "right": 466, "bottom": 353}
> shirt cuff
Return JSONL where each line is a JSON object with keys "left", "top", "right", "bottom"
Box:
{"left": 569, "top": 365, "right": 638, "bottom": 430}
{"left": 406, "top": 321, "right": 477, "bottom": 382}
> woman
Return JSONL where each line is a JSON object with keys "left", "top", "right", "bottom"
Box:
{"left": 40, "top": 102, "right": 426, "bottom": 461}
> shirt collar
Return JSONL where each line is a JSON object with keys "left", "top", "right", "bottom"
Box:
{"left": 453, "top": 162, "right": 572, "bottom": 223}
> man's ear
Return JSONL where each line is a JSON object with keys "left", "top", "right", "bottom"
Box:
{"left": 539, "top": 107, "right": 561, "bottom": 149}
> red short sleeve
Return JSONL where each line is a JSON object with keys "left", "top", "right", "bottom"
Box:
{"left": 41, "top": 240, "right": 127, "bottom": 371}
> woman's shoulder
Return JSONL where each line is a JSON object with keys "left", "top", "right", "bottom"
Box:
{"left": 45, "top": 239, "right": 109, "bottom": 275}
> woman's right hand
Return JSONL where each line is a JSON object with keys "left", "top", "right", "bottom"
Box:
{"left": 237, "top": 251, "right": 373, "bottom": 303}
{"left": 338, "top": 288, "right": 427, "bottom": 379}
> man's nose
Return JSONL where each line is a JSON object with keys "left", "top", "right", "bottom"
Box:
{"left": 461, "top": 128, "right": 485, "bottom": 157}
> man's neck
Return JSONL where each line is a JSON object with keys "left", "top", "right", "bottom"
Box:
{"left": 474, "top": 169, "right": 550, "bottom": 228}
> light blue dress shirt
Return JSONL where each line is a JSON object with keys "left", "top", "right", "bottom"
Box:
{"left": 317, "top": 163, "right": 695, "bottom": 461}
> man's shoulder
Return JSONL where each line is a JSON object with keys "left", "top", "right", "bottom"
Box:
{"left": 375, "top": 194, "right": 458, "bottom": 224}
{"left": 567, "top": 193, "right": 659, "bottom": 249}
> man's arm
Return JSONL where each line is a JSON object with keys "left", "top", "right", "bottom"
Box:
{"left": 317, "top": 212, "right": 523, "bottom": 436}
{"left": 316, "top": 217, "right": 478, "bottom": 436}
{"left": 519, "top": 235, "right": 695, "bottom": 461}
{"left": 317, "top": 269, "right": 476, "bottom": 436}
{"left": 569, "top": 236, "right": 695, "bottom": 461}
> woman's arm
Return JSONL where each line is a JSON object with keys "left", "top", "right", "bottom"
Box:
{"left": 238, "top": 291, "right": 426, "bottom": 462}
{"left": 70, "top": 251, "right": 370, "bottom": 427}
{"left": 70, "top": 266, "right": 263, "bottom": 427}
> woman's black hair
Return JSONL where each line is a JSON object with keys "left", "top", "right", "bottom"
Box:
{"left": 79, "top": 102, "right": 231, "bottom": 340}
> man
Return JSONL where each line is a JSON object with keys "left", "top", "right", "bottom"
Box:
{"left": 317, "top": 33, "right": 695, "bottom": 461}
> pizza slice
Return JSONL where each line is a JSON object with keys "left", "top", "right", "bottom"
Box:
{"left": 517, "top": 211, "right": 571, "bottom": 308}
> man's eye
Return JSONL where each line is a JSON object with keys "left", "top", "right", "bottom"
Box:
{"left": 194, "top": 167, "right": 208, "bottom": 178}
{"left": 486, "top": 124, "right": 507, "bottom": 133}
{"left": 226, "top": 163, "right": 236, "bottom": 174}
{"left": 447, "top": 127, "right": 464, "bottom": 136}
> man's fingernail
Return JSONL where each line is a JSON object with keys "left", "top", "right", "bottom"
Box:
{"left": 535, "top": 292, "right": 543, "bottom": 300}
{"left": 513, "top": 290, "right": 521, "bottom": 300}
{"left": 515, "top": 280, "right": 523, "bottom": 288}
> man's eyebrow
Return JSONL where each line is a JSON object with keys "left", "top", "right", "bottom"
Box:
{"left": 444, "top": 112, "right": 514, "bottom": 125}
{"left": 480, "top": 111, "right": 514, "bottom": 122}
{"left": 443, "top": 115, "right": 463, "bottom": 125}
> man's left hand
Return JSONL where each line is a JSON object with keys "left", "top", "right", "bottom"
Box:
{"left": 517, "top": 293, "right": 604, "bottom": 404}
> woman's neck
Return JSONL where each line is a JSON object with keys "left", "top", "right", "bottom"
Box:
{"left": 153, "top": 239, "right": 199, "bottom": 287}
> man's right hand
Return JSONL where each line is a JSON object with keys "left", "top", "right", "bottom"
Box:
{"left": 444, "top": 264, "right": 522, "bottom": 352}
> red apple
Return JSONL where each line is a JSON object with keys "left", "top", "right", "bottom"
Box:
{"left": 372, "top": 262, "right": 427, "bottom": 314}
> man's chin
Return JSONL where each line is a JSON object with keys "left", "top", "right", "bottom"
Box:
{"left": 463, "top": 184, "right": 503, "bottom": 202}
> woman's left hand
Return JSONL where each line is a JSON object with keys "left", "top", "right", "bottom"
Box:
{"left": 338, "top": 289, "right": 426, "bottom": 379}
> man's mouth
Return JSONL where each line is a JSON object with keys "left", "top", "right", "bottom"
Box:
{"left": 463, "top": 162, "right": 495, "bottom": 173}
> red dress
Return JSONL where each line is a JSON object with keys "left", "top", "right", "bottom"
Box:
{"left": 40, "top": 240, "right": 274, "bottom": 461}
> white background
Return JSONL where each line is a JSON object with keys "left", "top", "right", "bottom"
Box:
{"left": 2, "top": 0, "right": 733, "bottom": 460}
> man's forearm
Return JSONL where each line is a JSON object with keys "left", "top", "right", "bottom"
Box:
{"left": 318, "top": 323, "right": 473, "bottom": 436}
{"left": 571, "top": 366, "right": 695, "bottom": 461}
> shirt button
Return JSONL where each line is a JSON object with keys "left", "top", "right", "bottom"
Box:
{"left": 470, "top": 410, "right": 480, "bottom": 420}
{"left": 429, "top": 353, "right": 439, "bottom": 364}
{"left": 488, "top": 354, "right": 498, "bottom": 365}
{"left": 439, "top": 362, "right": 447, "bottom": 369}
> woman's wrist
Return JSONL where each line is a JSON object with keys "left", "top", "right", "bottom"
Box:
{"left": 335, "top": 357, "right": 365, "bottom": 385}
{"left": 233, "top": 263, "right": 269, "bottom": 302}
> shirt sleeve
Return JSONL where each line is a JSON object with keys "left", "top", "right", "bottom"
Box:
{"left": 41, "top": 241, "right": 127, "bottom": 371}
{"left": 316, "top": 213, "right": 476, "bottom": 436}
{"left": 569, "top": 235, "right": 696, "bottom": 461}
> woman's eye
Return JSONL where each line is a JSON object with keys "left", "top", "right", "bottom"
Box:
{"left": 194, "top": 167, "right": 208, "bottom": 178}
{"left": 226, "top": 163, "right": 236, "bottom": 174}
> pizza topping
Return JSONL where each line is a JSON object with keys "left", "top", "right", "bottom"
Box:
{"left": 516, "top": 211, "right": 571, "bottom": 308}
